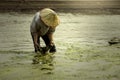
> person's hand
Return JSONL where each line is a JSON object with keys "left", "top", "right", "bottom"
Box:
{"left": 50, "top": 41, "right": 54, "bottom": 46}
{"left": 38, "top": 47, "right": 43, "bottom": 53}
{"left": 41, "top": 44, "right": 53, "bottom": 54}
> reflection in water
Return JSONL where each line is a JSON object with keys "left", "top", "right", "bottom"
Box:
{"left": 32, "top": 52, "right": 55, "bottom": 70}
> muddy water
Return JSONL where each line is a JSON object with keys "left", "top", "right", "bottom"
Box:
{"left": 0, "top": 13, "right": 120, "bottom": 51}
{"left": 0, "top": 12, "right": 120, "bottom": 80}
{"left": 57, "top": 13, "right": 120, "bottom": 44}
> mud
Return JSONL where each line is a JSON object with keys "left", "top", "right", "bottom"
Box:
{"left": 0, "top": 12, "right": 120, "bottom": 80}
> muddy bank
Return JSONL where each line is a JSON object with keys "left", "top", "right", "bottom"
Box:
{"left": 0, "top": 12, "right": 120, "bottom": 80}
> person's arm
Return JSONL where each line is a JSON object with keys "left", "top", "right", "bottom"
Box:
{"left": 30, "top": 12, "right": 41, "bottom": 52}
{"left": 47, "top": 27, "right": 56, "bottom": 46}
{"left": 47, "top": 29, "right": 57, "bottom": 53}
{"left": 48, "top": 32, "right": 54, "bottom": 46}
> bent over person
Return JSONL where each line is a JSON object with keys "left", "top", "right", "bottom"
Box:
{"left": 30, "top": 8, "right": 60, "bottom": 53}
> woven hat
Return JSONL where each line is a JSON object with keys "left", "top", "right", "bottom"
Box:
{"left": 40, "top": 8, "right": 60, "bottom": 28}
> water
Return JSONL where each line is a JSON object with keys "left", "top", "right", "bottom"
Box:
{"left": 0, "top": 12, "right": 120, "bottom": 52}
{"left": 0, "top": 12, "right": 120, "bottom": 80}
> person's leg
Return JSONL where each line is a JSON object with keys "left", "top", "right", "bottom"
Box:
{"left": 42, "top": 34, "right": 50, "bottom": 46}
{"left": 41, "top": 34, "right": 50, "bottom": 53}
{"left": 42, "top": 34, "right": 56, "bottom": 53}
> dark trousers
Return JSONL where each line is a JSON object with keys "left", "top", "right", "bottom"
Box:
{"left": 31, "top": 33, "right": 56, "bottom": 53}
{"left": 42, "top": 34, "right": 50, "bottom": 46}
{"left": 42, "top": 34, "right": 56, "bottom": 53}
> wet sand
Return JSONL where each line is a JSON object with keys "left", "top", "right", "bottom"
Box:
{"left": 0, "top": 12, "right": 120, "bottom": 80}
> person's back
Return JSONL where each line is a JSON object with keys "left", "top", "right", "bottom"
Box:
{"left": 30, "top": 8, "right": 60, "bottom": 53}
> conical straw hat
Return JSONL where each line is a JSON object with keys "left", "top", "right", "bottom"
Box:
{"left": 40, "top": 8, "right": 60, "bottom": 28}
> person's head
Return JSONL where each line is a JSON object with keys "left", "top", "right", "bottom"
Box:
{"left": 40, "top": 8, "right": 60, "bottom": 28}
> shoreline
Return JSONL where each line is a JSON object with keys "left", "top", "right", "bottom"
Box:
{"left": 0, "top": 9, "right": 120, "bottom": 15}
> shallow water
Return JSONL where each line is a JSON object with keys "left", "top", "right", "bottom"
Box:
{"left": 0, "top": 13, "right": 120, "bottom": 51}
{"left": 0, "top": 12, "right": 120, "bottom": 80}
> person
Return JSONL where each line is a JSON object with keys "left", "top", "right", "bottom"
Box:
{"left": 30, "top": 8, "right": 60, "bottom": 53}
